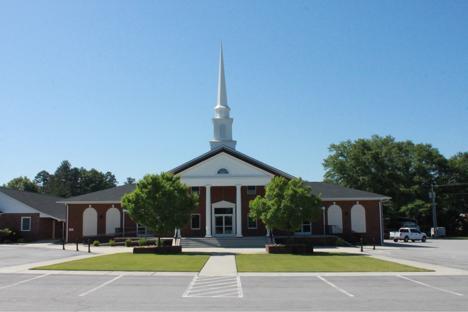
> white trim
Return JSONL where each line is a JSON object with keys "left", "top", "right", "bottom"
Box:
{"left": 236, "top": 184, "right": 242, "bottom": 237}
{"left": 20, "top": 216, "right": 32, "bottom": 232}
{"left": 212, "top": 200, "right": 236, "bottom": 208}
{"left": 58, "top": 201, "right": 121, "bottom": 204}
{"left": 321, "top": 197, "right": 390, "bottom": 201}
{"left": 191, "top": 213, "right": 201, "bottom": 230}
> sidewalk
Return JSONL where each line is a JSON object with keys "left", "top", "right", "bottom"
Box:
{"left": 199, "top": 254, "right": 237, "bottom": 276}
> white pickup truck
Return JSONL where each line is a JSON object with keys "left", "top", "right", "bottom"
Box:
{"left": 390, "top": 227, "right": 427, "bottom": 242}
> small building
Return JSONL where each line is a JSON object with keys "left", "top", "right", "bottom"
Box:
{"left": 60, "top": 48, "right": 390, "bottom": 245}
{"left": 0, "top": 187, "right": 65, "bottom": 241}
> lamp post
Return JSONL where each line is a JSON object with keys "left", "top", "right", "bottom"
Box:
{"left": 321, "top": 206, "right": 326, "bottom": 235}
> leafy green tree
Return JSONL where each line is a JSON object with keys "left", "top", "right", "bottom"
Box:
{"left": 323, "top": 135, "right": 451, "bottom": 230}
{"left": 249, "top": 177, "right": 322, "bottom": 242}
{"left": 5, "top": 176, "right": 38, "bottom": 192}
{"left": 34, "top": 170, "right": 51, "bottom": 193}
{"left": 122, "top": 173, "right": 198, "bottom": 246}
{"left": 79, "top": 168, "right": 117, "bottom": 194}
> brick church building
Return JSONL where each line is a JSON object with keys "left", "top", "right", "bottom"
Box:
{"left": 60, "top": 48, "right": 389, "bottom": 245}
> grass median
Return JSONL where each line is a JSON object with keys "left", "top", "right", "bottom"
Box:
{"left": 33, "top": 253, "right": 210, "bottom": 272}
{"left": 236, "top": 253, "right": 430, "bottom": 272}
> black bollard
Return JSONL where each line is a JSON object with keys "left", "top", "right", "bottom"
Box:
{"left": 62, "top": 239, "right": 65, "bottom": 250}
{"left": 76, "top": 241, "right": 79, "bottom": 252}
{"left": 360, "top": 237, "right": 364, "bottom": 252}
{"left": 88, "top": 240, "right": 91, "bottom": 253}
{"left": 373, "top": 238, "right": 376, "bottom": 250}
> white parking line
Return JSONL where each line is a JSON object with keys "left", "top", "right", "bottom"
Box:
{"left": 0, "top": 273, "right": 51, "bottom": 290}
{"left": 398, "top": 275, "right": 464, "bottom": 297}
{"left": 317, "top": 276, "right": 354, "bottom": 298}
{"left": 78, "top": 274, "right": 123, "bottom": 297}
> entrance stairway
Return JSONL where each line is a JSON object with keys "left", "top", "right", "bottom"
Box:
{"left": 181, "top": 236, "right": 267, "bottom": 248}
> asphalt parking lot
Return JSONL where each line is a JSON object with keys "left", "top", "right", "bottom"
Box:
{"left": 378, "top": 239, "right": 468, "bottom": 271}
{"left": 1, "top": 273, "right": 468, "bottom": 311}
{"left": 0, "top": 244, "right": 83, "bottom": 268}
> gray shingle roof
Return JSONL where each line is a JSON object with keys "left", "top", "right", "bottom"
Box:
{"left": 58, "top": 184, "right": 136, "bottom": 203}
{"left": 305, "top": 182, "right": 390, "bottom": 200}
{"left": 0, "top": 187, "right": 66, "bottom": 220}
{"left": 58, "top": 181, "right": 389, "bottom": 203}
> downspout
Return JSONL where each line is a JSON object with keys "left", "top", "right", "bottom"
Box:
{"left": 379, "top": 201, "right": 383, "bottom": 245}
{"left": 65, "top": 204, "right": 69, "bottom": 243}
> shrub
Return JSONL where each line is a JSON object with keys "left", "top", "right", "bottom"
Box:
{"left": 17, "top": 238, "right": 26, "bottom": 243}
{"left": 138, "top": 238, "right": 147, "bottom": 246}
{"left": 0, "top": 228, "right": 17, "bottom": 243}
{"left": 92, "top": 240, "right": 100, "bottom": 247}
{"left": 108, "top": 239, "right": 116, "bottom": 247}
{"left": 125, "top": 239, "right": 132, "bottom": 247}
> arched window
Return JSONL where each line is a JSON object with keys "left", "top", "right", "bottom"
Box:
{"left": 83, "top": 207, "right": 98, "bottom": 237}
{"left": 351, "top": 204, "right": 366, "bottom": 233}
{"left": 217, "top": 168, "right": 229, "bottom": 174}
{"left": 106, "top": 207, "right": 121, "bottom": 234}
{"left": 327, "top": 204, "right": 343, "bottom": 233}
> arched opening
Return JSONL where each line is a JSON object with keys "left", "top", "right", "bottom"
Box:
{"left": 83, "top": 207, "right": 98, "bottom": 237}
{"left": 106, "top": 207, "right": 121, "bottom": 235}
{"left": 351, "top": 204, "right": 366, "bottom": 233}
{"left": 327, "top": 204, "right": 343, "bottom": 233}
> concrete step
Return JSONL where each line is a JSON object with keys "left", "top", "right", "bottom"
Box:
{"left": 181, "top": 236, "right": 267, "bottom": 248}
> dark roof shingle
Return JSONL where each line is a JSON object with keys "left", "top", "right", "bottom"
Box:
{"left": 58, "top": 184, "right": 136, "bottom": 203}
{"left": 0, "top": 187, "right": 66, "bottom": 220}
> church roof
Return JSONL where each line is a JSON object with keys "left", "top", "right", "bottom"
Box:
{"left": 305, "top": 182, "right": 390, "bottom": 201}
{"left": 57, "top": 184, "right": 136, "bottom": 204}
{"left": 0, "top": 187, "right": 66, "bottom": 220}
{"left": 169, "top": 146, "right": 295, "bottom": 178}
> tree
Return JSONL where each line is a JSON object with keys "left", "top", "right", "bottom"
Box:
{"left": 34, "top": 170, "right": 51, "bottom": 193}
{"left": 5, "top": 176, "right": 38, "bottom": 192}
{"left": 122, "top": 173, "right": 198, "bottom": 246}
{"left": 322, "top": 135, "right": 451, "bottom": 230}
{"left": 124, "top": 177, "right": 136, "bottom": 185}
{"left": 249, "top": 177, "right": 322, "bottom": 242}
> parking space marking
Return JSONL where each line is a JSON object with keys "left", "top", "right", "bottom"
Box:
{"left": 317, "top": 276, "right": 354, "bottom": 298}
{"left": 0, "top": 273, "right": 51, "bottom": 290}
{"left": 183, "top": 275, "right": 243, "bottom": 298}
{"left": 78, "top": 274, "right": 123, "bottom": 297}
{"left": 398, "top": 275, "right": 464, "bottom": 297}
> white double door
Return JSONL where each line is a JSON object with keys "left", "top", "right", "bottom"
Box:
{"left": 213, "top": 207, "right": 235, "bottom": 236}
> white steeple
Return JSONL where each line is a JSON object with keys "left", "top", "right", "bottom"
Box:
{"left": 210, "top": 45, "right": 237, "bottom": 150}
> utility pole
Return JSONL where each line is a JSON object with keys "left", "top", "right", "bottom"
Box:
{"left": 430, "top": 183, "right": 438, "bottom": 237}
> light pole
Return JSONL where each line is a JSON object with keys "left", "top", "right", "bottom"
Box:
{"left": 321, "top": 206, "right": 326, "bottom": 235}
{"left": 430, "top": 183, "right": 437, "bottom": 237}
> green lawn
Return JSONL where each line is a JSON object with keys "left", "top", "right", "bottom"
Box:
{"left": 33, "top": 253, "right": 209, "bottom": 272}
{"left": 236, "top": 253, "right": 429, "bottom": 272}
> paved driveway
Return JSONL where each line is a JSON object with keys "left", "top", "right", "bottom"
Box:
{"left": 0, "top": 244, "right": 83, "bottom": 268}
{"left": 375, "top": 239, "right": 468, "bottom": 271}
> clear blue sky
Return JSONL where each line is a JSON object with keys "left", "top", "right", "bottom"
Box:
{"left": 1, "top": 1, "right": 467, "bottom": 185}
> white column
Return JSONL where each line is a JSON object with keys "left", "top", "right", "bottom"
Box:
{"left": 205, "top": 185, "right": 212, "bottom": 237}
{"left": 236, "top": 184, "right": 243, "bottom": 237}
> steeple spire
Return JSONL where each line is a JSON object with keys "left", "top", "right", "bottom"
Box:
{"left": 216, "top": 44, "right": 229, "bottom": 109}
{"left": 210, "top": 45, "right": 236, "bottom": 150}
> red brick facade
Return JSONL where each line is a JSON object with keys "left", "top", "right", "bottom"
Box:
{"left": 65, "top": 187, "right": 382, "bottom": 244}
{"left": 0, "top": 213, "right": 63, "bottom": 241}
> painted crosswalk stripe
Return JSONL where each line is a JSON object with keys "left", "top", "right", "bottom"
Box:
{"left": 183, "top": 275, "right": 243, "bottom": 298}
{"left": 398, "top": 275, "right": 463, "bottom": 297}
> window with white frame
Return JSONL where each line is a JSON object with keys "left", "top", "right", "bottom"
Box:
{"left": 246, "top": 185, "right": 256, "bottom": 195}
{"left": 247, "top": 216, "right": 257, "bottom": 229}
{"left": 191, "top": 187, "right": 199, "bottom": 194}
{"left": 191, "top": 214, "right": 201, "bottom": 230}
{"left": 21, "top": 217, "right": 31, "bottom": 232}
